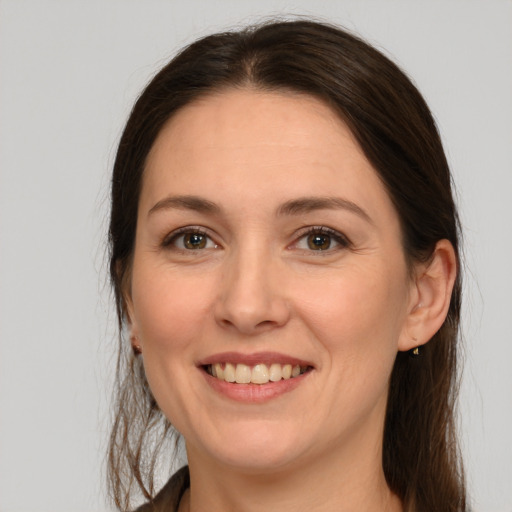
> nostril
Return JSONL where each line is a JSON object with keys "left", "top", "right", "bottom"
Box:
{"left": 213, "top": 279, "right": 291, "bottom": 334}
{"left": 255, "top": 319, "right": 276, "bottom": 329}
{"left": 218, "top": 316, "right": 282, "bottom": 334}
{"left": 219, "top": 318, "right": 234, "bottom": 328}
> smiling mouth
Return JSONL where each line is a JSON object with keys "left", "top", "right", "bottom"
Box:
{"left": 204, "top": 363, "right": 312, "bottom": 385}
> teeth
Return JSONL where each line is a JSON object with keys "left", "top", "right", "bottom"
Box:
{"left": 282, "top": 364, "right": 292, "bottom": 379}
{"left": 224, "top": 363, "right": 236, "bottom": 383}
{"left": 235, "top": 364, "right": 251, "bottom": 384}
{"left": 213, "top": 363, "right": 224, "bottom": 380}
{"left": 207, "top": 362, "right": 309, "bottom": 384}
{"left": 251, "top": 364, "right": 269, "bottom": 384}
{"left": 269, "top": 363, "right": 282, "bottom": 382}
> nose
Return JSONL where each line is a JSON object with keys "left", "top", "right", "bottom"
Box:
{"left": 214, "top": 246, "right": 291, "bottom": 335}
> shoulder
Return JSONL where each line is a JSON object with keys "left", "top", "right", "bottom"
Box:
{"left": 135, "top": 466, "right": 190, "bottom": 512}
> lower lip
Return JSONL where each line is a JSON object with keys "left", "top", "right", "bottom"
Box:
{"left": 201, "top": 369, "right": 311, "bottom": 403}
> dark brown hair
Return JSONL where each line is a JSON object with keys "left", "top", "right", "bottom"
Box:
{"left": 108, "top": 19, "right": 466, "bottom": 511}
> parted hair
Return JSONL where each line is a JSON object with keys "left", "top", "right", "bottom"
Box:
{"left": 108, "top": 19, "right": 466, "bottom": 511}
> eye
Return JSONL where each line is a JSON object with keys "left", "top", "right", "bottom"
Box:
{"left": 306, "top": 232, "right": 332, "bottom": 251}
{"left": 293, "top": 227, "right": 350, "bottom": 252}
{"left": 163, "top": 228, "right": 218, "bottom": 251}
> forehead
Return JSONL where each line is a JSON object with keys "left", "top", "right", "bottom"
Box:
{"left": 141, "top": 89, "right": 394, "bottom": 223}
{"left": 147, "top": 88, "right": 362, "bottom": 163}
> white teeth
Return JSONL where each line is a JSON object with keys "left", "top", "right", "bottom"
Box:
{"left": 224, "top": 363, "right": 236, "bottom": 383}
{"left": 269, "top": 363, "right": 282, "bottom": 382}
{"left": 208, "top": 362, "right": 309, "bottom": 384}
{"left": 214, "top": 363, "right": 224, "bottom": 380}
{"left": 251, "top": 364, "right": 270, "bottom": 384}
{"left": 235, "top": 364, "right": 251, "bottom": 383}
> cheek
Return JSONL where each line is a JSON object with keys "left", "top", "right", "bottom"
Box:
{"left": 130, "top": 267, "right": 217, "bottom": 427}
{"left": 293, "top": 264, "right": 410, "bottom": 430}
{"left": 294, "top": 260, "right": 410, "bottom": 366}
{"left": 131, "top": 267, "right": 214, "bottom": 348}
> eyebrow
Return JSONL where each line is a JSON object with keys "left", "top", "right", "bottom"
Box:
{"left": 148, "top": 194, "right": 372, "bottom": 224}
{"left": 277, "top": 197, "right": 373, "bottom": 224}
{"left": 148, "top": 195, "right": 221, "bottom": 217}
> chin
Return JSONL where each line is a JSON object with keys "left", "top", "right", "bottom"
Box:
{"left": 213, "top": 446, "right": 304, "bottom": 474}
{"left": 189, "top": 420, "right": 312, "bottom": 473}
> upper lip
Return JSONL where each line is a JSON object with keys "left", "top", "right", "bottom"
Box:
{"left": 197, "top": 351, "right": 315, "bottom": 368}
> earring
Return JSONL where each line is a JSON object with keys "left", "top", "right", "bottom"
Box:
{"left": 131, "top": 335, "right": 142, "bottom": 355}
{"left": 409, "top": 346, "right": 421, "bottom": 358}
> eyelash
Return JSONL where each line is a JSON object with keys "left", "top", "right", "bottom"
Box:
{"left": 292, "top": 226, "right": 351, "bottom": 253}
{"left": 162, "top": 226, "right": 216, "bottom": 250}
{"left": 161, "top": 226, "right": 351, "bottom": 253}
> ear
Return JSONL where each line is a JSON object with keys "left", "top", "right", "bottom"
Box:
{"left": 117, "top": 260, "right": 141, "bottom": 351}
{"left": 398, "top": 239, "right": 457, "bottom": 351}
{"left": 125, "top": 295, "right": 141, "bottom": 351}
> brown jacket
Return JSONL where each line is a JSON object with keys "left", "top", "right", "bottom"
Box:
{"left": 136, "top": 466, "right": 189, "bottom": 512}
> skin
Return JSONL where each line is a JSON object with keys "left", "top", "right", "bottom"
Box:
{"left": 126, "top": 89, "right": 456, "bottom": 512}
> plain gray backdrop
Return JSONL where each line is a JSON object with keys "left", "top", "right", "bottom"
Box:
{"left": 1, "top": 1, "right": 511, "bottom": 511}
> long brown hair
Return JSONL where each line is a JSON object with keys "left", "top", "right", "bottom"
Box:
{"left": 108, "top": 20, "right": 466, "bottom": 511}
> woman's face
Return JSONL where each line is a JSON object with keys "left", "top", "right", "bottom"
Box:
{"left": 128, "top": 89, "right": 417, "bottom": 473}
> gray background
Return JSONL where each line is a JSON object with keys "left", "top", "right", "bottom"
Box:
{"left": 1, "top": 1, "right": 511, "bottom": 510}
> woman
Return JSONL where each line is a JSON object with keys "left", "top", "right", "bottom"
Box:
{"left": 108, "top": 20, "right": 467, "bottom": 512}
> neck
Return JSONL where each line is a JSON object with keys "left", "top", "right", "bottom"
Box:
{"left": 183, "top": 433, "right": 402, "bottom": 512}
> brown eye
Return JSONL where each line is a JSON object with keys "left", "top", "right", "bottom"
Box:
{"left": 293, "top": 227, "right": 350, "bottom": 254}
{"left": 183, "top": 232, "right": 207, "bottom": 249}
{"left": 307, "top": 233, "right": 332, "bottom": 251}
{"left": 164, "top": 229, "right": 217, "bottom": 251}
